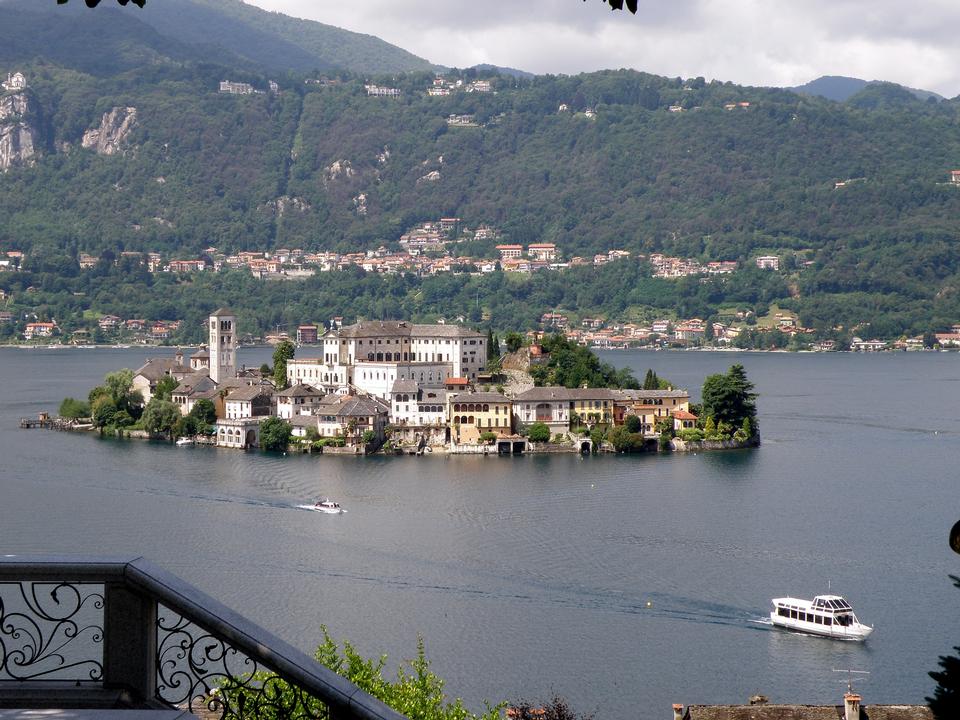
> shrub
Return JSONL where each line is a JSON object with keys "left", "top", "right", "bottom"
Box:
{"left": 527, "top": 422, "right": 550, "bottom": 443}
{"left": 678, "top": 428, "right": 704, "bottom": 442}
{"left": 624, "top": 414, "right": 642, "bottom": 433}
{"left": 219, "top": 628, "right": 504, "bottom": 720}
{"left": 59, "top": 397, "right": 90, "bottom": 418}
{"left": 479, "top": 431, "right": 497, "bottom": 444}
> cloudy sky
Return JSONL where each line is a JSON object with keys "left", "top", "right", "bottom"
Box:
{"left": 243, "top": 0, "right": 960, "bottom": 97}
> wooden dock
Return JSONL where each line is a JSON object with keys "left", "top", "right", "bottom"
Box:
{"left": 19, "top": 416, "right": 51, "bottom": 429}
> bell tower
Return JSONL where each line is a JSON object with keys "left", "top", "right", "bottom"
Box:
{"left": 209, "top": 308, "right": 236, "bottom": 384}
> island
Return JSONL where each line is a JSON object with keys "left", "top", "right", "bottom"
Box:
{"left": 47, "top": 310, "right": 759, "bottom": 456}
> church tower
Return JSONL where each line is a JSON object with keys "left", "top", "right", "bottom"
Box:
{"left": 209, "top": 308, "right": 236, "bottom": 384}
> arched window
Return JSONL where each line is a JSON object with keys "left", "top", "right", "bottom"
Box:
{"left": 483, "top": 404, "right": 489, "bottom": 412}
{"left": 454, "top": 403, "right": 461, "bottom": 412}
{"left": 468, "top": 416, "right": 475, "bottom": 424}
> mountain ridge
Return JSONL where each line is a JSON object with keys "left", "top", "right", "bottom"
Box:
{"left": 0, "top": 0, "right": 436, "bottom": 75}
{"left": 789, "top": 74, "right": 944, "bottom": 103}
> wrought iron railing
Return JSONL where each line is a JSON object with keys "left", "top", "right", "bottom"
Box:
{"left": 0, "top": 556, "right": 408, "bottom": 719}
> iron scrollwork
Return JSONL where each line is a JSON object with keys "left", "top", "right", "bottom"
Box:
{"left": 0, "top": 581, "right": 104, "bottom": 681}
{"left": 156, "top": 606, "right": 325, "bottom": 718}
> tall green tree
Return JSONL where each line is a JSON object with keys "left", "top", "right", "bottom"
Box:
{"left": 504, "top": 332, "right": 525, "bottom": 354}
{"left": 272, "top": 340, "right": 296, "bottom": 390}
{"left": 188, "top": 398, "right": 217, "bottom": 425}
{"left": 643, "top": 369, "right": 660, "bottom": 390}
{"left": 141, "top": 398, "right": 181, "bottom": 436}
{"left": 153, "top": 375, "right": 179, "bottom": 401}
{"left": 700, "top": 364, "right": 757, "bottom": 429}
{"left": 929, "top": 576, "right": 960, "bottom": 719}
{"left": 260, "top": 416, "right": 292, "bottom": 451}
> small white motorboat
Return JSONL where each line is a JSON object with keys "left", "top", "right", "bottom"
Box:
{"left": 770, "top": 594, "right": 873, "bottom": 641}
{"left": 313, "top": 498, "right": 344, "bottom": 514}
{"left": 175, "top": 437, "right": 194, "bottom": 446}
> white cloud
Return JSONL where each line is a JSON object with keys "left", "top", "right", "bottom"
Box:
{"left": 244, "top": 0, "right": 960, "bottom": 96}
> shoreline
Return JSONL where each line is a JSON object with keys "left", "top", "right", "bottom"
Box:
{"left": 2, "top": 342, "right": 949, "bottom": 354}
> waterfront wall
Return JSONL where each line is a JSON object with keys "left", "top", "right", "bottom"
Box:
{"left": 671, "top": 435, "right": 760, "bottom": 452}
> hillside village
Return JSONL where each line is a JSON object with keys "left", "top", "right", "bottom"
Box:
{"left": 126, "top": 309, "right": 697, "bottom": 455}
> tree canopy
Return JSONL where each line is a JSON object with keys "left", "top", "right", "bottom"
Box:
{"left": 700, "top": 364, "right": 757, "bottom": 431}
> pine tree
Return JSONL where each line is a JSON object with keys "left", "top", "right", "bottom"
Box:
{"left": 643, "top": 369, "right": 659, "bottom": 390}
{"left": 929, "top": 576, "right": 960, "bottom": 719}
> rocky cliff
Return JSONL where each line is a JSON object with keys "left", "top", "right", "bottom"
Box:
{"left": 82, "top": 106, "right": 137, "bottom": 156}
{"left": 0, "top": 92, "right": 39, "bottom": 170}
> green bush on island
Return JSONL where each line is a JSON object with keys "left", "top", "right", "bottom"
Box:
{"left": 272, "top": 340, "right": 296, "bottom": 391}
{"left": 141, "top": 398, "right": 181, "bottom": 436}
{"left": 317, "top": 437, "right": 346, "bottom": 447}
{"left": 479, "top": 431, "right": 498, "bottom": 444}
{"left": 260, "top": 417, "right": 293, "bottom": 452}
{"left": 59, "top": 397, "right": 90, "bottom": 419}
{"left": 188, "top": 398, "right": 217, "bottom": 426}
{"left": 607, "top": 425, "right": 646, "bottom": 452}
{"left": 219, "top": 628, "right": 503, "bottom": 720}
{"left": 624, "top": 415, "right": 642, "bottom": 433}
{"left": 153, "top": 376, "right": 179, "bottom": 402}
{"left": 700, "top": 364, "right": 757, "bottom": 432}
{"left": 530, "top": 334, "right": 639, "bottom": 389}
{"left": 527, "top": 422, "right": 551, "bottom": 443}
{"left": 678, "top": 428, "right": 704, "bottom": 442}
{"left": 361, "top": 429, "right": 377, "bottom": 445}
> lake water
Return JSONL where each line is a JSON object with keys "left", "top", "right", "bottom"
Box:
{"left": 1, "top": 346, "right": 958, "bottom": 719}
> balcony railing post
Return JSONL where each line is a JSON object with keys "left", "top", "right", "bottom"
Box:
{"left": 103, "top": 582, "right": 157, "bottom": 704}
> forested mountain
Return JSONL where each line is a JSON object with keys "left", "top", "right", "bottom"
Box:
{"left": 3, "top": 5, "right": 960, "bottom": 343}
{"left": 790, "top": 75, "right": 943, "bottom": 103}
{"left": 0, "top": 0, "right": 434, "bottom": 75}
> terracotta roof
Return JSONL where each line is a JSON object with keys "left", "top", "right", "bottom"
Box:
{"left": 337, "top": 321, "right": 410, "bottom": 338}
{"left": 225, "top": 385, "right": 273, "bottom": 402}
{"left": 391, "top": 378, "right": 420, "bottom": 394}
{"left": 411, "top": 324, "right": 483, "bottom": 338}
{"left": 449, "top": 391, "right": 510, "bottom": 403}
{"left": 681, "top": 704, "right": 931, "bottom": 720}
{"left": 134, "top": 357, "right": 191, "bottom": 382}
{"left": 618, "top": 388, "right": 690, "bottom": 400}
{"left": 276, "top": 383, "right": 322, "bottom": 398}
{"left": 671, "top": 410, "right": 698, "bottom": 420}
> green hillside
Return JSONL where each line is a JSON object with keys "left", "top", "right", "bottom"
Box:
{"left": 3, "top": 10, "right": 960, "bottom": 342}
{"left": 0, "top": 0, "right": 434, "bottom": 75}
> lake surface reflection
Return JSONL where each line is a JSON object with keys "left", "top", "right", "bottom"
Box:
{"left": 1, "top": 347, "right": 957, "bottom": 719}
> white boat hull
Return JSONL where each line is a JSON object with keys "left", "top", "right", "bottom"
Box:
{"left": 770, "top": 613, "right": 872, "bottom": 641}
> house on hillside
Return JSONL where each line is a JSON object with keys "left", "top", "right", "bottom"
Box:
{"left": 2, "top": 72, "right": 26, "bottom": 91}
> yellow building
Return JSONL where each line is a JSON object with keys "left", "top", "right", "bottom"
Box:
{"left": 616, "top": 389, "right": 691, "bottom": 435}
{"left": 448, "top": 391, "right": 512, "bottom": 444}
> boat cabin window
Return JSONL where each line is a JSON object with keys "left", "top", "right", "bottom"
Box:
{"left": 778, "top": 607, "right": 789, "bottom": 617}
{"left": 836, "top": 614, "right": 852, "bottom": 626}
{"left": 789, "top": 609, "right": 798, "bottom": 619}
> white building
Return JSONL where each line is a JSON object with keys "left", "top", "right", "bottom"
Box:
{"left": 756, "top": 255, "right": 780, "bottom": 271}
{"left": 219, "top": 81, "right": 255, "bottom": 95}
{"left": 276, "top": 384, "right": 325, "bottom": 419}
{"left": 2, "top": 72, "right": 26, "bottom": 92}
{"left": 223, "top": 385, "right": 274, "bottom": 419}
{"left": 512, "top": 387, "right": 572, "bottom": 439}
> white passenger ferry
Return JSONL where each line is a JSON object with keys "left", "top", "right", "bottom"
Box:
{"left": 770, "top": 594, "right": 873, "bottom": 641}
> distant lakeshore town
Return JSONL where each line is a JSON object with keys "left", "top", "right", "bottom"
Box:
{"left": 36, "top": 309, "right": 759, "bottom": 456}
{"left": 4, "top": 218, "right": 960, "bottom": 352}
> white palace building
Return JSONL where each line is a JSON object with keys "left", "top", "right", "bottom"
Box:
{"left": 286, "top": 321, "right": 488, "bottom": 400}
